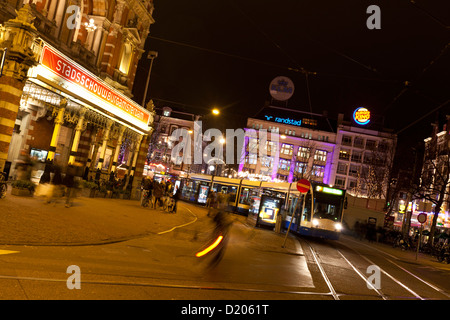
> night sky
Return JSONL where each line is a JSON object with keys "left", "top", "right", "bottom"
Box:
{"left": 132, "top": 0, "right": 450, "bottom": 162}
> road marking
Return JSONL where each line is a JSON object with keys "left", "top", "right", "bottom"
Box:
{"left": 385, "top": 257, "right": 450, "bottom": 299}
{"left": 307, "top": 243, "right": 340, "bottom": 300}
{"left": 337, "top": 250, "right": 388, "bottom": 300}
{"left": 0, "top": 250, "right": 19, "bottom": 255}
{"left": 157, "top": 205, "right": 198, "bottom": 235}
{"left": 359, "top": 254, "right": 424, "bottom": 300}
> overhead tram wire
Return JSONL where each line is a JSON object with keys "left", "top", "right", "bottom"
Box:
{"left": 383, "top": 41, "right": 449, "bottom": 114}
{"left": 147, "top": 35, "right": 400, "bottom": 84}
{"left": 409, "top": 0, "right": 450, "bottom": 29}
{"left": 227, "top": 0, "right": 320, "bottom": 115}
{"left": 396, "top": 98, "right": 450, "bottom": 135}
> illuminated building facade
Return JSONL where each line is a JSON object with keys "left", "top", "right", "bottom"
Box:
{"left": 144, "top": 106, "right": 200, "bottom": 180}
{"left": 239, "top": 105, "right": 397, "bottom": 199}
{"left": 0, "top": 1, "right": 155, "bottom": 195}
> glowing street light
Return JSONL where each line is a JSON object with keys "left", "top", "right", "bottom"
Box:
{"left": 212, "top": 108, "right": 220, "bottom": 115}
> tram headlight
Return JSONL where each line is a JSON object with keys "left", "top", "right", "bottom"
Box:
{"left": 312, "top": 219, "right": 319, "bottom": 227}
{"left": 335, "top": 223, "right": 342, "bottom": 231}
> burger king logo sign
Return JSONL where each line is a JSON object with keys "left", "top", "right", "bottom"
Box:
{"left": 353, "top": 107, "right": 371, "bottom": 125}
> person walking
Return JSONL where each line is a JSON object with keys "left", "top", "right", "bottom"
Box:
{"left": 153, "top": 181, "right": 163, "bottom": 209}
{"left": 63, "top": 164, "right": 76, "bottom": 208}
{"left": 141, "top": 177, "right": 153, "bottom": 207}
{"left": 49, "top": 162, "right": 63, "bottom": 203}
{"left": 172, "top": 187, "right": 181, "bottom": 213}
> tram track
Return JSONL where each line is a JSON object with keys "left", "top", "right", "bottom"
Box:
{"left": 298, "top": 235, "right": 450, "bottom": 300}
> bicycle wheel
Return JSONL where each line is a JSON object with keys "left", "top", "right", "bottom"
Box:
{"left": 0, "top": 184, "right": 6, "bottom": 199}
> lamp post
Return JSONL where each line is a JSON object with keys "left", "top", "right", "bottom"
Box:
{"left": 142, "top": 50, "right": 158, "bottom": 108}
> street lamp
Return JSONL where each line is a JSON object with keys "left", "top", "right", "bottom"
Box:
{"left": 212, "top": 108, "right": 220, "bottom": 115}
{"left": 142, "top": 50, "right": 158, "bottom": 108}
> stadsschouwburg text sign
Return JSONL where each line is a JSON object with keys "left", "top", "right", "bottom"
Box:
{"left": 39, "top": 44, "right": 150, "bottom": 127}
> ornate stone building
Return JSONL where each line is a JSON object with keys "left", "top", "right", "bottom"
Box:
{"left": 0, "top": 1, "right": 155, "bottom": 196}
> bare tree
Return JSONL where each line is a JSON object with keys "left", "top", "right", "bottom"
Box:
{"left": 412, "top": 136, "right": 450, "bottom": 246}
{"left": 356, "top": 138, "right": 395, "bottom": 199}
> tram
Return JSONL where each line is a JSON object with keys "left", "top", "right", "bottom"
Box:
{"left": 178, "top": 174, "right": 346, "bottom": 240}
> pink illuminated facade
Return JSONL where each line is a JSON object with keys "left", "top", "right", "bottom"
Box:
{"left": 239, "top": 106, "right": 397, "bottom": 199}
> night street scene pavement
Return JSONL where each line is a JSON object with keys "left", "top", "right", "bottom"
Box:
{"left": 0, "top": 190, "right": 448, "bottom": 302}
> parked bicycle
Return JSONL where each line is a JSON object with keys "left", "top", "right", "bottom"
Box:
{"left": 0, "top": 172, "right": 7, "bottom": 199}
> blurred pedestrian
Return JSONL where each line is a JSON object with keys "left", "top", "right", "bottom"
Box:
{"left": 63, "top": 164, "right": 76, "bottom": 208}
{"left": 46, "top": 161, "right": 63, "bottom": 204}
{"left": 207, "top": 191, "right": 217, "bottom": 217}
{"left": 153, "top": 181, "right": 163, "bottom": 209}
{"left": 172, "top": 187, "right": 181, "bottom": 213}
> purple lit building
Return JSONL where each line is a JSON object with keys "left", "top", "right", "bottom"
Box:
{"left": 239, "top": 105, "right": 397, "bottom": 199}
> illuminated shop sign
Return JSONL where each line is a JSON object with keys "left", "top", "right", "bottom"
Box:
{"left": 264, "top": 115, "right": 302, "bottom": 126}
{"left": 37, "top": 44, "right": 150, "bottom": 130}
{"left": 269, "top": 76, "right": 295, "bottom": 101}
{"left": 353, "top": 107, "right": 371, "bottom": 125}
{"left": 316, "top": 185, "right": 344, "bottom": 196}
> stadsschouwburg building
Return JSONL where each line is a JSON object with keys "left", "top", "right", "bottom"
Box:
{"left": 0, "top": 1, "right": 155, "bottom": 193}
{"left": 239, "top": 105, "right": 397, "bottom": 200}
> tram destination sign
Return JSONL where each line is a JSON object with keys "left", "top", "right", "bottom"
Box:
{"left": 36, "top": 44, "right": 150, "bottom": 130}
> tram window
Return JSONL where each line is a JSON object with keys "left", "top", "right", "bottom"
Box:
{"left": 313, "top": 198, "right": 341, "bottom": 221}
{"left": 239, "top": 188, "right": 251, "bottom": 204}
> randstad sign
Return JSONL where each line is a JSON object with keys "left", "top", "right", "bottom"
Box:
{"left": 264, "top": 115, "right": 302, "bottom": 126}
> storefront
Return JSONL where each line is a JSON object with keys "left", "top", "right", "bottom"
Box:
{"left": 6, "top": 40, "right": 152, "bottom": 184}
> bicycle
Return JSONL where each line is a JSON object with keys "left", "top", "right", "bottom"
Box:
{"left": 0, "top": 172, "right": 7, "bottom": 199}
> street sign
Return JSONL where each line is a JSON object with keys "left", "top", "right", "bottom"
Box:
{"left": 417, "top": 213, "right": 427, "bottom": 224}
{"left": 296, "top": 179, "right": 310, "bottom": 194}
{"left": 269, "top": 76, "right": 295, "bottom": 101}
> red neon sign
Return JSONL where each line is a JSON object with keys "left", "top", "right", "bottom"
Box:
{"left": 40, "top": 45, "right": 150, "bottom": 126}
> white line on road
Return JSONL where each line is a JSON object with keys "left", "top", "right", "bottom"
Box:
{"left": 157, "top": 205, "right": 198, "bottom": 235}
{"left": 359, "top": 254, "right": 425, "bottom": 300}
{"left": 385, "top": 257, "right": 450, "bottom": 299}
{"left": 337, "top": 250, "right": 388, "bottom": 300}
{"left": 307, "top": 243, "right": 340, "bottom": 300}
